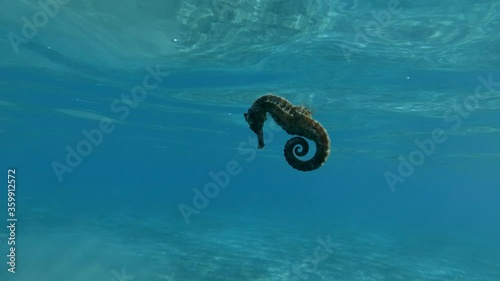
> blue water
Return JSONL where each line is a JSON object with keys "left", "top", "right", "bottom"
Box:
{"left": 1, "top": 0, "right": 500, "bottom": 280}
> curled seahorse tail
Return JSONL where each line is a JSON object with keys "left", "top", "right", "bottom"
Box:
{"left": 284, "top": 136, "right": 310, "bottom": 158}
{"left": 283, "top": 137, "right": 321, "bottom": 171}
{"left": 284, "top": 136, "right": 330, "bottom": 172}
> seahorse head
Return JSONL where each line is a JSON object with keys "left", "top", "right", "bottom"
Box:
{"left": 243, "top": 110, "right": 265, "bottom": 135}
{"left": 244, "top": 109, "right": 267, "bottom": 149}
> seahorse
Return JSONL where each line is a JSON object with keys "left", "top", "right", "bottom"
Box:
{"left": 244, "top": 94, "right": 330, "bottom": 171}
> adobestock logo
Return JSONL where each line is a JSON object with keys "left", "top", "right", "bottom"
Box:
{"left": 51, "top": 65, "right": 169, "bottom": 183}
{"left": 110, "top": 268, "right": 135, "bottom": 281}
{"left": 7, "top": 0, "right": 71, "bottom": 54}
{"left": 339, "top": 0, "right": 403, "bottom": 63}
{"left": 385, "top": 74, "right": 500, "bottom": 192}
{"left": 289, "top": 235, "right": 336, "bottom": 281}
{"left": 178, "top": 120, "right": 288, "bottom": 225}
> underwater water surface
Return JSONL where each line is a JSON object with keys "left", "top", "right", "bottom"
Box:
{"left": 0, "top": 0, "right": 500, "bottom": 280}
